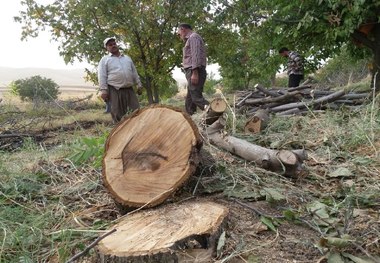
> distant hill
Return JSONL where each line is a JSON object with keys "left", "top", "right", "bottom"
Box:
{"left": 0, "top": 67, "right": 94, "bottom": 87}
{"left": 0, "top": 67, "right": 188, "bottom": 88}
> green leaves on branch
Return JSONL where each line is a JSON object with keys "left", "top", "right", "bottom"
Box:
{"left": 68, "top": 135, "right": 108, "bottom": 168}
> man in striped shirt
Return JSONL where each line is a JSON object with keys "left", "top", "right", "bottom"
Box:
{"left": 177, "top": 23, "right": 209, "bottom": 115}
{"left": 279, "top": 47, "right": 304, "bottom": 87}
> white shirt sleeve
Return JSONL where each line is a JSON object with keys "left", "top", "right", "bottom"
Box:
{"left": 98, "top": 56, "right": 108, "bottom": 92}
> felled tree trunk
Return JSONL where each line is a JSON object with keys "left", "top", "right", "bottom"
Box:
{"left": 102, "top": 105, "right": 203, "bottom": 208}
{"left": 206, "top": 117, "right": 307, "bottom": 177}
{"left": 244, "top": 109, "right": 269, "bottom": 134}
{"left": 205, "top": 98, "right": 228, "bottom": 125}
{"left": 97, "top": 201, "right": 229, "bottom": 263}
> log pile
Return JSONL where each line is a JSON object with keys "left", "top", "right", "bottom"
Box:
{"left": 236, "top": 84, "right": 370, "bottom": 117}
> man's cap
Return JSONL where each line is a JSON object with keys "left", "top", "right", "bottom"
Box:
{"left": 103, "top": 37, "right": 116, "bottom": 48}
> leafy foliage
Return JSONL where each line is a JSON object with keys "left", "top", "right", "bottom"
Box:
{"left": 68, "top": 135, "right": 108, "bottom": 168}
{"left": 16, "top": 0, "right": 212, "bottom": 103}
{"left": 204, "top": 72, "right": 219, "bottom": 95}
{"left": 10, "top": 75, "right": 60, "bottom": 102}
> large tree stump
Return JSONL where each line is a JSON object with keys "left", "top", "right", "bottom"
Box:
{"left": 97, "top": 201, "right": 229, "bottom": 262}
{"left": 102, "top": 105, "right": 203, "bottom": 208}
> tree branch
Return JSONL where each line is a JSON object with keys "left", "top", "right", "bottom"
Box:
{"left": 65, "top": 228, "right": 117, "bottom": 263}
{"left": 352, "top": 30, "right": 376, "bottom": 51}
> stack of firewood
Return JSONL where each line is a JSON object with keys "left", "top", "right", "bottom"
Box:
{"left": 236, "top": 84, "right": 370, "bottom": 117}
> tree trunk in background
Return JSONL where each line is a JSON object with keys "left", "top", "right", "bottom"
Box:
{"left": 143, "top": 76, "right": 154, "bottom": 104}
{"left": 102, "top": 105, "right": 203, "bottom": 208}
{"left": 372, "top": 23, "right": 380, "bottom": 93}
{"left": 153, "top": 83, "right": 160, "bottom": 103}
{"left": 97, "top": 201, "right": 228, "bottom": 262}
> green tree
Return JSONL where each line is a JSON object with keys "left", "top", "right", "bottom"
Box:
{"left": 10, "top": 75, "right": 60, "bottom": 102}
{"left": 15, "top": 0, "right": 211, "bottom": 103}
{"left": 206, "top": 1, "right": 285, "bottom": 90}
{"left": 210, "top": 0, "right": 379, "bottom": 91}
{"left": 248, "top": 0, "right": 380, "bottom": 91}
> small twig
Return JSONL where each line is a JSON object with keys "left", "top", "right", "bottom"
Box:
{"left": 352, "top": 242, "right": 380, "bottom": 263}
{"left": 65, "top": 228, "right": 117, "bottom": 263}
{"left": 0, "top": 227, "right": 6, "bottom": 263}
{"left": 49, "top": 229, "right": 109, "bottom": 236}
{"left": 192, "top": 167, "right": 206, "bottom": 195}
{"left": 0, "top": 133, "right": 34, "bottom": 138}
{"left": 112, "top": 188, "right": 174, "bottom": 223}
{"left": 0, "top": 191, "right": 35, "bottom": 212}
{"left": 232, "top": 198, "right": 285, "bottom": 219}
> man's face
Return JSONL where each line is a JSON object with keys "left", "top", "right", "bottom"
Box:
{"left": 177, "top": 27, "right": 187, "bottom": 41}
{"left": 106, "top": 40, "right": 118, "bottom": 53}
{"left": 279, "top": 51, "right": 288, "bottom": 58}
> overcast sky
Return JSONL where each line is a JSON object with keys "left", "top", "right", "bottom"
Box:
{"left": 0, "top": 1, "right": 219, "bottom": 80}
{"left": 0, "top": 1, "right": 90, "bottom": 69}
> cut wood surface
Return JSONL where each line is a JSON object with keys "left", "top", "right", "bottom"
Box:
{"left": 205, "top": 98, "right": 228, "bottom": 125}
{"left": 244, "top": 109, "right": 269, "bottom": 134}
{"left": 102, "top": 105, "right": 203, "bottom": 208}
{"left": 97, "top": 201, "right": 229, "bottom": 262}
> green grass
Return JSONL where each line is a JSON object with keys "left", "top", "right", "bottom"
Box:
{"left": 0, "top": 92, "right": 379, "bottom": 262}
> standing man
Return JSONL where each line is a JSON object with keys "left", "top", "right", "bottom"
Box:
{"left": 177, "top": 23, "right": 209, "bottom": 115}
{"left": 98, "top": 37, "right": 143, "bottom": 123}
{"left": 279, "top": 47, "right": 304, "bottom": 87}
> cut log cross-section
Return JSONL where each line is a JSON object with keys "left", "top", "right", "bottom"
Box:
{"left": 205, "top": 98, "right": 228, "bottom": 125}
{"left": 102, "top": 105, "right": 203, "bottom": 208}
{"left": 97, "top": 201, "right": 229, "bottom": 263}
{"left": 244, "top": 109, "right": 270, "bottom": 134}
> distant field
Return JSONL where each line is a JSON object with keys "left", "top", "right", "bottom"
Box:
{"left": 0, "top": 85, "right": 98, "bottom": 100}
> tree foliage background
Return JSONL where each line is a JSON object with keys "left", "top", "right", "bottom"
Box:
{"left": 16, "top": 0, "right": 380, "bottom": 99}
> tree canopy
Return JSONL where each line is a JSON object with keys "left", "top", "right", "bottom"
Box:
{"left": 16, "top": 0, "right": 380, "bottom": 97}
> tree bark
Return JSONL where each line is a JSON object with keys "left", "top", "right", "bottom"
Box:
{"left": 271, "top": 89, "right": 346, "bottom": 112}
{"left": 97, "top": 201, "right": 228, "bottom": 263}
{"left": 205, "top": 117, "right": 307, "bottom": 177}
{"left": 102, "top": 105, "right": 203, "bottom": 208}
{"left": 372, "top": 23, "right": 380, "bottom": 93}
{"left": 244, "top": 90, "right": 302, "bottom": 105}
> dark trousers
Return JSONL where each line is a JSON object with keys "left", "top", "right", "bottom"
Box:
{"left": 288, "top": 74, "right": 304, "bottom": 87}
{"left": 108, "top": 85, "right": 140, "bottom": 123}
{"left": 184, "top": 67, "right": 209, "bottom": 115}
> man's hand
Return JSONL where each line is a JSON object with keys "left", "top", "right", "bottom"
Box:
{"left": 137, "top": 86, "right": 143, "bottom": 95}
{"left": 100, "top": 92, "right": 109, "bottom": 101}
{"left": 191, "top": 70, "right": 199, "bottom": 85}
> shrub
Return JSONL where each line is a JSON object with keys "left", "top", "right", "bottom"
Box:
{"left": 10, "top": 75, "right": 60, "bottom": 102}
{"left": 204, "top": 72, "right": 219, "bottom": 95}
